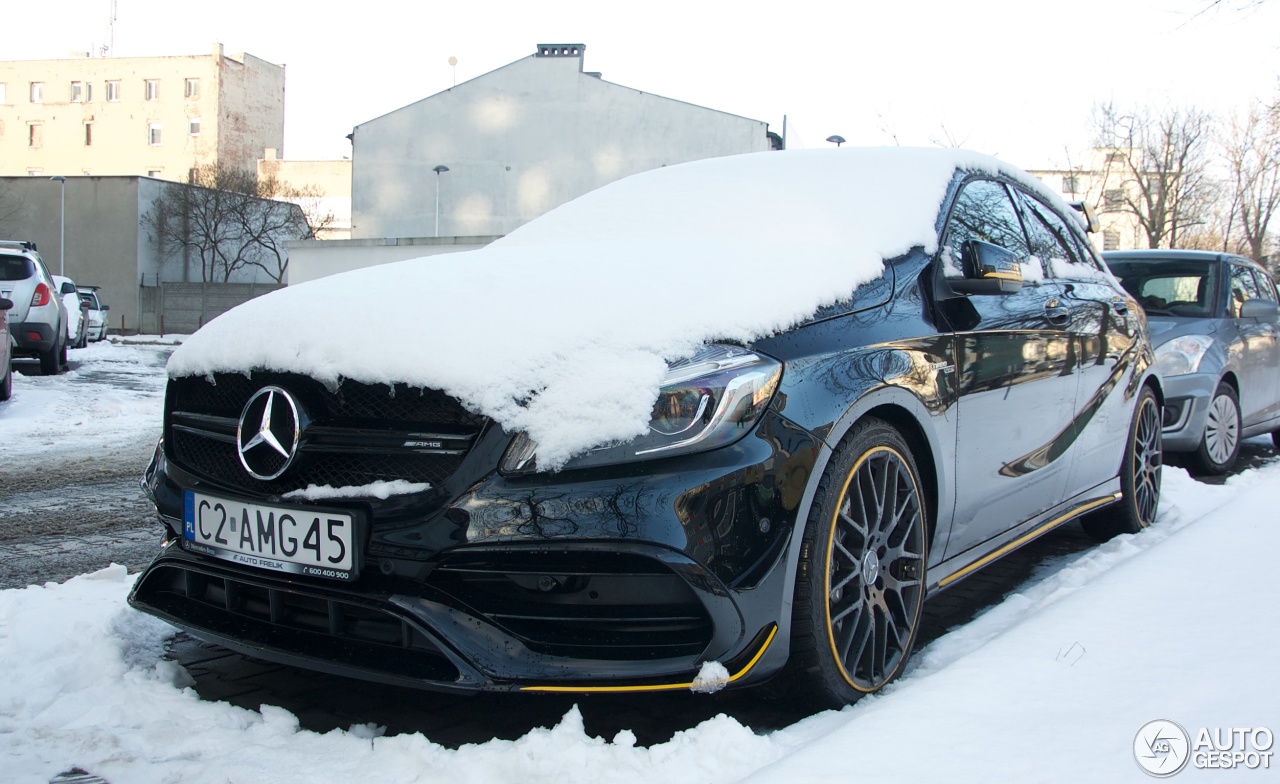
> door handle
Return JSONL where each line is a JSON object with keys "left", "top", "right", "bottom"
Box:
{"left": 1044, "top": 301, "right": 1072, "bottom": 326}
{"left": 1112, "top": 297, "right": 1129, "bottom": 316}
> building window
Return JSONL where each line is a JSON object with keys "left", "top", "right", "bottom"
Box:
{"left": 84, "top": 123, "right": 93, "bottom": 146}
{"left": 71, "top": 81, "right": 85, "bottom": 102}
{"left": 106, "top": 80, "right": 120, "bottom": 101}
{"left": 147, "top": 170, "right": 162, "bottom": 178}
{"left": 148, "top": 122, "right": 163, "bottom": 145}
{"left": 145, "top": 79, "right": 159, "bottom": 101}
{"left": 1104, "top": 189, "right": 1124, "bottom": 208}
{"left": 188, "top": 117, "right": 201, "bottom": 136}
{"left": 1103, "top": 230, "right": 1120, "bottom": 251}
{"left": 30, "top": 82, "right": 44, "bottom": 103}
{"left": 184, "top": 78, "right": 199, "bottom": 98}
{"left": 28, "top": 123, "right": 42, "bottom": 147}
{"left": 1062, "top": 176, "right": 1079, "bottom": 195}
{"left": 28, "top": 169, "right": 43, "bottom": 176}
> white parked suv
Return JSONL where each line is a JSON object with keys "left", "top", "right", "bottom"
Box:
{"left": 78, "top": 286, "right": 109, "bottom": 342}
{"left": 0, "top": 241, "right": 68, "bottom": 374}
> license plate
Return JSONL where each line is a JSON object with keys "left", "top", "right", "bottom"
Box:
{"left": 182, "top": 491, "right": 357, "bottom": 581}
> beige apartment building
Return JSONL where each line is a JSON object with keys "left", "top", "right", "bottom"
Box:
{"left": 0, "top": 43, "right": 284, "bottom": 183}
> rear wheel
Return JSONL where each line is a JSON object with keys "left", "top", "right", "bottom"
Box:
{"left": 1083, "top": 386, "right": 1162, "bottom": 541}
{"left": 39, "top": 334, "right": 66, "bottom": 375}
{"left": 1189, "top": 383, "right": 1240, "bottom": 475}
{"left": 785, "top": 417, "right": 928, "bottom": 708}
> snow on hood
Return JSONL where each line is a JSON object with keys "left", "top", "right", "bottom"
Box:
{"left": 167, "top": 147, "right": 1054, "bottom": 467}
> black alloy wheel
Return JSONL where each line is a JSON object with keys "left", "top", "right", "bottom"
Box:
{"left": 787, "top": 417, "right": 928, "bottom": 707}
{"left": 1083, "top": 385, "right": 1162, "bottom": 540}
{"left": 1190, "top": 383, "right": 1240, "bottom": 475}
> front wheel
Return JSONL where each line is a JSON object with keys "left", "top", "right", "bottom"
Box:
{"left": 785, "top": 417, "right": 928, "bottom": 708}
{"left": 1082, "top": 385, "right": 1162, "bottom": 541}
{"left": 1190, "top": 383, "right": 1240, "bottom": 475}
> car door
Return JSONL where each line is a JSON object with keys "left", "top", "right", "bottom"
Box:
{"left": 937, "top": 179, "right": 1078, "bottom": 559}
{"left": 1231, "top": 263, "right": 1280, "bottom": 425}
{"left": 1015, "top": 191, "right": 1141, "bottom": 496}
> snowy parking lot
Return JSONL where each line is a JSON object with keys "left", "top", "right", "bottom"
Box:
{"left": 2, "top": 341, "right": 1279, "bottom": 782}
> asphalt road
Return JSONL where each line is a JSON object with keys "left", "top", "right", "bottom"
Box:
{"left": 5, "top": 350, "right": 1277, "bottom": 750}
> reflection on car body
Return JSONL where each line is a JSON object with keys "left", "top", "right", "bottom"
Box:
{"left": 129, "top": 149, "right": 1163, "bottom": 708}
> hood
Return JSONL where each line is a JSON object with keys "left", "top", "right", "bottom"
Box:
{"left": 166, "top": 147, "right": 1057, "bottom": 468}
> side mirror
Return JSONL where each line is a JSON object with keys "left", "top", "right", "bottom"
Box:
{"left": 0, "top": 297, "right": 13, "bottom": 311}
{"left": 61, "top": 282, "right": 77, "bottom": 295}
{"left": 1068, "top": 201, "right": 1101, "bottom": 233}
{"left": 102, "top": 304, "right": 110, "bottom": 311}
{"left": 950, "top": 240, "right": 1023, "bottom": 295}
{"left": 1240, "top": 298, "right": 1279, "bottom": 322}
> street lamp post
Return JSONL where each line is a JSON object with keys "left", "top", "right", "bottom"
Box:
{"left": 50, "top": 175, "right": 67, "bottom": 275}
{"left": 825, "top": 135, "right": 846, "bottom": 147}
{"left": 433, "top": 165, "right": 450, "bottom": 237}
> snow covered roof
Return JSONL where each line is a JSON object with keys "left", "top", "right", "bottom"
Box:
{"left": 167, "top": 147, "right": 1057, "bottom": 466}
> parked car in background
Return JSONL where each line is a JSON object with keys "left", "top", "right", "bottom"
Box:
{"left": 1, "top": 291, "right": 13, "bottom": 401}
{"left": 1104, "top": 250, "right": 1280, "bottom": 474}
{"left": 52, "top": 275, "right": 89, "bottom": 349}
{"left": 78, "top": 286, "right": 110, "bottom": 342}
{"left": 130, "top": 148, "right": 1162, "bottom": 709}
{"left": 0, "top": 241, "right": 67, "bottom": 375}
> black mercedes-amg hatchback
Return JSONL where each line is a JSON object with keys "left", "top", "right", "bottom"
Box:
{"left": 130, "top": 148, "right": 1162, "bottom": 707}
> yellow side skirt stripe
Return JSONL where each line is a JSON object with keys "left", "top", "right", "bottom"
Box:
{"left": 938, "top": 493, "right": 1121, "bottom": 588}
{"left": 520, "top": 624, "right": 778, "bottom": 694}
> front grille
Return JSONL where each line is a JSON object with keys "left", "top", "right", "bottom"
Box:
{"left": 166, "top": 371, "right": 487, "bottom": 495}
{"left": 428, "top": 549, "right": 714, "bottom": 660}
{"left": 137, "top": 563, "right": 459, "bottom": 682}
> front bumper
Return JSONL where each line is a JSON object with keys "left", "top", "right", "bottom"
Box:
{"left": 1158, "top": 372, "right": 1218, "bottom": 452}
{"left": 129, "top": 411, "right": 819, "bottom": 693}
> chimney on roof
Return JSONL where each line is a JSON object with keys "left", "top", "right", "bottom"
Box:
{"left": 536, "top": 43, "right": 586, "bottom": 69}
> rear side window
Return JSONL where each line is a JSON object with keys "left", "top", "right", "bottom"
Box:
{"left": 0, "top": 254, "right": 36, "bottom": 281}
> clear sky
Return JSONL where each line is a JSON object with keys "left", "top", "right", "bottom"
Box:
{"left": 4, "top": 0, "right": 1278, "bottom": 167}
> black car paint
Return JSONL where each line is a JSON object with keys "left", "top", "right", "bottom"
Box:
{"left": 130, "top": 169, "right": 1158, "bottom": 694}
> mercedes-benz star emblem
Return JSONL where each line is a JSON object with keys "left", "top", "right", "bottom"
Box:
{"left": 236, "top": 386, "right": 303, "bottom": 481}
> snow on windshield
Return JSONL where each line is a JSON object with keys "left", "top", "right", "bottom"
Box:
{"left": 167, "top": 147, "right": 1052, "bottom": 467}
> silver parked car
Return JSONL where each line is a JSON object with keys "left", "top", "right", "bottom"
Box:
{"left": 0, "top": 241, "right": 68, "bottom": 375}
{"left": 1104, "top": 250, "right": 1280, "bottom": 473}
{"left": 78, "top": 286, "right": 110, "bottom": 342}
{"left": 53, "top": 275, "right": 89, "bottom": 349}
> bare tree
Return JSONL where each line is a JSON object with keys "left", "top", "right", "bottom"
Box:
{"left": 0, "top": 180, "right": 26, "bottom": 235}
{"left": 1092, "top": 102, "right": 1216, "bottom": 249}
{"left": 143, "top": 164, "right": 314, "bottom": 283}
{"left": 1222, "top": 92, "right": 1280, "bottom": 266}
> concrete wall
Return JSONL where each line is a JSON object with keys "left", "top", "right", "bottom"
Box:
{"left": 350, "top": 46, "right": 772, "bottom": 240}
{"left": 257, "top": 155, "right": 352, "bottom": 239}
{"left": 285, "top": 235, "right": 499, "bottom": 285}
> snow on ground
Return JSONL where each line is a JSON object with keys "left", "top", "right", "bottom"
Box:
{"left": 1, "top": 339, "right": 170, "bottom": 464}
{"left": 2, "top": 439, "right": 1277, "bottom": 782}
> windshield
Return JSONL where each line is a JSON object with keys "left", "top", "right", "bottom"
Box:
{"left": 1108, "top": 259, "right": 1217, "bottom": 318}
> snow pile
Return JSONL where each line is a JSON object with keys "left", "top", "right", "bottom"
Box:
{"left": 690, "top": 661, "right": 731, "bottom": 694}
{"left": 166, "top": 148, "right": 1060, "bottom": 468}
{"left": 3, "top": 458, "right": 1278, "bottom": 781}
{"left": 282, "top": 480, "right": 431, "bottom": 501}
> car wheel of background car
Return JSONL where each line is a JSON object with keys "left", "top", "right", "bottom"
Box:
{"left": 0, "top": 361, "right": 11, "bottom": 401}
{"left": 1190, "top": 383, "right": 1241, "bottom": 475}
{"left": 785, "top": 416, "right": 928, "bottom": 708}
{"left": 39, "top": 334, "right": 66, "bottom": 375}
{"left": 1082, "top": 386, "right": 1162, "bottom": 541}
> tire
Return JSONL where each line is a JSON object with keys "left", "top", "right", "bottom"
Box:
{"left": 0, "top": 360, "right": 11, "bottom": 401}
{"left": 784, "top": 417, "right": 928, "bottom": 708}
{"left": 39, "top": 334, "right": 66, "bottom": 375}
{"left": 1273, "top": 430, "right": 1280, "bottom": 451}
{"left": 1189, "top": 383, "right": 1240, "bottom": 475}
{"left": 1082, "top": 386, "right": 1162, "bottom": 541}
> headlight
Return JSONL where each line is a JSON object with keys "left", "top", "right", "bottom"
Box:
{"left": 1155, "top": 334, "right": 1214, "bottom": 377}
{"left": 501, "top": 345, "right": 782, "bottom": 474}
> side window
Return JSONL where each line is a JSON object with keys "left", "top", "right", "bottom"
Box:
{"left": 942, "top": 180, "right": 1033, "bottom": 280}
{"left": 1250, "top": 268, "right": 1278, "bottom": 303}
{"left": 1016, "top": 195, "right": 1080, "bottom": 279}
{"left": 1230, "top": 264, "right": 1261, "bottom": 318}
